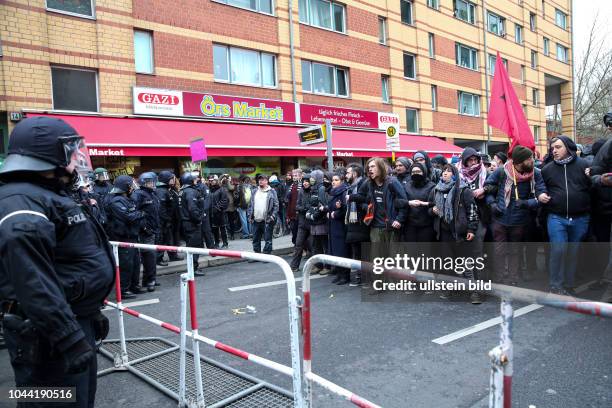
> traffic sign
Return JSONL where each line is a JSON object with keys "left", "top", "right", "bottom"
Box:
{"left": 298, "top": 125, "right": 326, "bottom": 146}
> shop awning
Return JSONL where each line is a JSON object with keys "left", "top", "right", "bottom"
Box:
{"left": 28, "top": 113, "right": 462, "bottom": 158}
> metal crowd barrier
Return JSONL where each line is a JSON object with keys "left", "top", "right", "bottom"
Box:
{"left": 102, "top": 241, "right": 304, "bottom": 408}
{"left": 301, "top": 254, "right": 612, "bottom": 408}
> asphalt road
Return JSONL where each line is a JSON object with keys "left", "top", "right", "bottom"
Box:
{"left": 1, "top": 256, "right": 611, "bottom": 407}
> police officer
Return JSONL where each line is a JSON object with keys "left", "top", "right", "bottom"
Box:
{"left": 179, "top": 172, "right": 205, "bottom": 276}
{"left": 156, "top": 170, "right": 181, "bottom": 265}
{"left": 196, "top": 172, "right": 216, "bottom": 249}
{"left": 92, "top": 167, "right": 112, "bottom": 206}
{"left": 132, "top": 172, "right": 161, "bottom": 292}
{"left": 0, "top": 116, "right": 114, "bottom": 408}
{"left": 209, "top": 174, "right": 229, "bottom": 248}
{"left": 106, "top": 175, "right": 145, "bottom": 297}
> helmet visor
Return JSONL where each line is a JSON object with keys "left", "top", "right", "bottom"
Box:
{"left": 60, "top": 136, "right": 92, "bottom": 180}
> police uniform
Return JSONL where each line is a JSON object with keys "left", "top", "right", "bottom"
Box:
{"left": 106, "top": 185, "right": 144, "bottom": 294}
{"left": 0, "top": 117, "right": 114, "bottom": 408}
{"left": 132, "top": 175, "right": 161, "bottom": 289}
{"left": 155, "top": 171, "right": 180, "bottom": 262}
{"left": 180, "top": 176, "right": 204, "bottom": 266}
{"left": 197, "top": 181, "right": 216, "bottom": 249}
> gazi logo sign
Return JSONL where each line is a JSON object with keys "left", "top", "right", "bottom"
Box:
{"left": 133, "top": 87, "right": 183, "bottom": 116}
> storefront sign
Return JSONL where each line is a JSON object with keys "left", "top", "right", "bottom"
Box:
{"left": 183, "top": 92, "right": 296, "bottom": 122}
{"left": 385, "top": 126, "right": 400, "bottom": 151}
{"left": 300, "top": 105, "right": 401, "bottom": 132}
{"left": 88, "top": 148, "right": 125, "bottom": 156}
{"left": 133, "top": 88, "right": 183, "bottom": 116}
{"left": 334, "top": 151, "right": 354, "bottom": 157}
{"left": 298, "top": 125, "right": 326, "bottom": 146}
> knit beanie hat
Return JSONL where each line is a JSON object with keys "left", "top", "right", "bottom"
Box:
{"left": 511, "top": 145, "right": 533, "bottom": 163}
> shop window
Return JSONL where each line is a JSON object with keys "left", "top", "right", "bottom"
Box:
{"left": 51, "top": 67, "right": 98, "bottom": 112}
{"left": 46, "top": 0, "right": 94, "bottom": 18}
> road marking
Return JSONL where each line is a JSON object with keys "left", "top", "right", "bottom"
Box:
{"left": 432, "top": 304, "right": 543, "bottom": 345}
{"left": 228, "top": 275, "right": 328, "bottom": 292}
{"left": 102, "top": 298, "right": 160, "bottom": 312}
{"left": 432, "top": 281, "right": 595, "bottom": 345}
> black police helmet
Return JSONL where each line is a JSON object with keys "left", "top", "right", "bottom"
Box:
{"left": 0, "top": 117, "right": 83, "bottom": 175}
{"left": 180, "top": 172, "right": 195, "bottom": 186}
{"left": 111, "top": 175, "right": 134, "bottom": 194}
{"left": 158, "top": 170, "right": 175, "bottom": 184}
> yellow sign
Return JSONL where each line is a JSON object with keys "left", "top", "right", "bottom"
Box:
{"left": 386, "top": 126, "right": 397, "bottom": 137}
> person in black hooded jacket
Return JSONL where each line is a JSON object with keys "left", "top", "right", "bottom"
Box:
{"left": 393, "top": 157, "right": 413, "bottom": 189}
{"left": 395, "top": 162, "right": 436, "bottom": 242}
{"left": 289, "top": 175, "right": 313, "bottom": 272}
{"left": 344, "top": 164, "right": 369, "bottom": 285}
{"left": 414, "top": 150, "right": 442, "bottom": 184}
{"left": 306, "top": 169, "right": 331, "bottom": 275}
{"left": 542, "top": 135, "right": 591, "bottom": 295}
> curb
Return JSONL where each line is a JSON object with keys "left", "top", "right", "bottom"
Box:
{"left": 156, "top": 246, "right": 294, "bottom": 276}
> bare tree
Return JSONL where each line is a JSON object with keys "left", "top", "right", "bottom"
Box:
{"left": 575, "top": 12, "right": 612, "bottom": 141}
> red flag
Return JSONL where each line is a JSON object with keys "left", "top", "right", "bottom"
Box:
{"left": 487, "top": 51, "right": 535, "bottom": 155}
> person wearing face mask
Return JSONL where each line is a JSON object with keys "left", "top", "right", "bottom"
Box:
{"left": 413, "top": 151, "right": 442, "bottom": 184}
{"left": 393, "top": 157, "right": 412, "bottom": 188}
{"left": 429, "top": 164, "right": 480, "bottom": 302}
{"left": 485, "top": 145, "right": 548, "bottom": 286}
{"left": 306, "top": 169, "right": 331, "bottom": 275}
{"left": 289, "top": 174, "right": 313, "bottom": 272}
{"left": 542, "top": 136, "right": 592, "bottom": 295}
{"left": 395, "top": 162, "right": 436, "bottom": 242}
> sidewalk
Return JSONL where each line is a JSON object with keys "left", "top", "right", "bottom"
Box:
{"left": 156, "top": 234, "right": 294, "bottom": 275}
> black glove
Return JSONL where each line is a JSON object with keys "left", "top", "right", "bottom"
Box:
{"left": 62, "top": 338, "right": 94, "bottom": 374}
{"left": 515, "top": 199, "right": 530, "bottom": 209}
{"left": 491, "top": 203, "right": 503, "bottom": 216}
{"left": 93, "top": 312, "right": 109, "bottom": 341}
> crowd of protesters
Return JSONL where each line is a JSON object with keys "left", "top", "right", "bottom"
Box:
{"left": 76, "top": 130, "right": 612, "bottom": 304}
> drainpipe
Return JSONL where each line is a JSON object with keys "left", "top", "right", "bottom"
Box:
{"left": 481, "top": 0, "right": 491, "bottom": 154}
{"left": 569, "top": 0, "right": 576, "bottom": 141}
{"left": 288, "top": 0, "right": 297, "bottom": 103}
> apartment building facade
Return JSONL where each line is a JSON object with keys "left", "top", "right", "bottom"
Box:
{"left": 0, "top": 0, "right": 573, "bottom": 176}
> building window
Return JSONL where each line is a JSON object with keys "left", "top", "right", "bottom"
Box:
{"left": 218, "top": 0, "right": 274, "bottom": 15}
{"left": 46, "top": 0, "right": 94, "bottom": 18}
{"left": 403, "top": 52, "right": 416, "bottom": 79}
{"left": 521, "top": 64, "right": 526, "bottom": 83}
{"left": 134, "top": 31, "right": 154, "bottom": 74}
{"left": 555, "top": 9, "right": 567, "bottom": 29}
{"left": 428, "top": 33, "right": 435, "bottom": 58}
{"left": 454, "top": 0, "right": 475, "bottom": 24}
{"left": 456, "top": 43, "right": 478, "bottom": 70}
{"left": 427, "top": 0, "right": 439, "bottom": 10}
{"left": 556, "top": 44, "right": 568, "bottom": 63}
{"left": 378, "top": 17, "right": 387, "bottom": 44}
{"left": 531, "top": 50, "right": 537, "bottom": 68}
{"left": 532, "top": 88, "right": 539, "bottom": 106}
{"left": 431, "top": 85, "right": 437, "bottom": 111}
{"left": 487, "top": 12, "right": 506, "bottom": 36}
{"left": 213, "top": 44, "right": 277, "bottom": 87}
{"left": 522, "top": 104, "right": 527, "bottom": 116}
{"left": 529, "top": 12, "right": 536, "bottom": 31}
{"left": 543, "top": 37, "right": 550, "bottom": 56}
{"left": 534, "top": 125, "right": 540, "bottom": 143}
{"left": 488, "top": 54, "right": 508, "bottom": 76}
{"left": 406, "top": 108, "right": 419, "bottom": 133}
{"left": 381, "top": 75, "right": 390, "bottom": 103}
{"left": 515, "top": 24, "right": 523, "bottom": 44}
{"left": 400, "top": 0, "right": 413, "bottom": 25}
{"left": 302, "top": 60, "right": 349, "bottom": 97}
{"left": 51, "top": 67, "right": 98, "bottom": 112}
{"left": 458, "top": 91, "right": 480, "bottom": 116}
{"left": 299, "top": 0, "right": 346, "bottom": 33}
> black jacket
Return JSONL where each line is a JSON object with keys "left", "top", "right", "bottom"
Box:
{"left": 93, "top": 181, "right": 112, "bottom": 207}
{"left": 0, "top": 181, "right": 115, "bottom": 352}
{"left": 297, "top": 186, "right": 312, "bottom": 228}
{"left": 210, "top": 185, "right": 229, "bottom": 216}
{"left": 106, "top": 194, "right": 145, "bottom": 240}
{"left": 180, "top": 185, "right": 204, "bottom": 228}
{"left": 132, "top": 187, "right": 161, "bottom": 235}
{"left": 542, "top": 157, "right": 591, "bottom": 217}
{"left": 590, "top": 138, "right": 612, "bottom": 216}
{"left": 155, "top": 185, "right": 177, "bottom": 226}
{"left": 403, "top": 179, "right": 435, "bottom": 227}
{"left": 345, "top": 177, "right": 370, "bottom": 243}
{"left": 350, "top": 177, "right": 408, "bottom": 226}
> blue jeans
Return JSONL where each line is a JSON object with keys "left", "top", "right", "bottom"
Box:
{"left": 547, "top": 214, "right": 590, "bottom": 289}
{"left": 237, "top": 208, "right": 251, "bottom": 237}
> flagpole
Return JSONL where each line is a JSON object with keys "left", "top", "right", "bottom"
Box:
{"left": 511, "top": 164, "right": 519, "bottom": 201}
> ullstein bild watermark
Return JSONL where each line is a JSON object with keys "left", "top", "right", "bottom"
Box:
{"left": 370, "top": 254, "right": 492, "bottom": 292}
